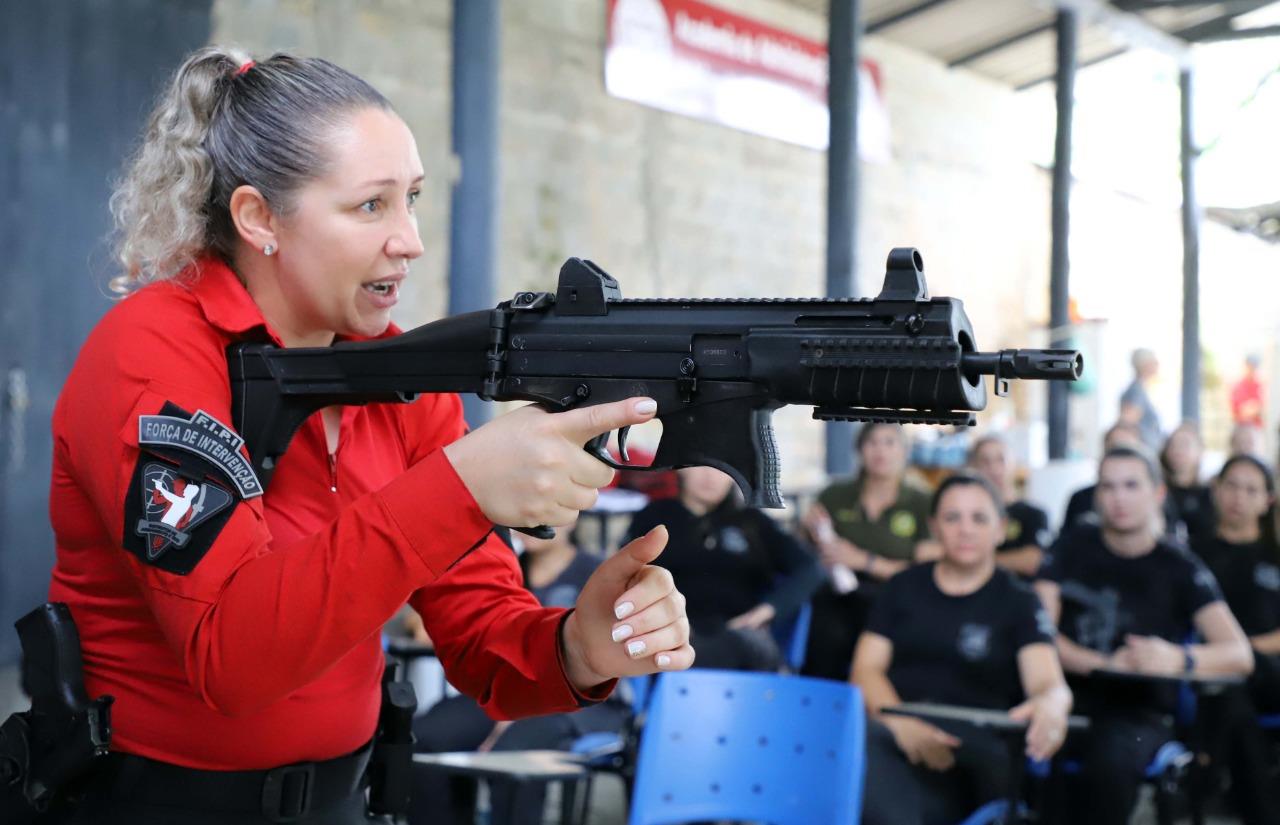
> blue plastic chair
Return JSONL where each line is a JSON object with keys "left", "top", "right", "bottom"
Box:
{"left": 628, "top": 669, "right": 866, "bottom": 825}
{"left": 770, "top": 602, "right": 814, "bottom": 673}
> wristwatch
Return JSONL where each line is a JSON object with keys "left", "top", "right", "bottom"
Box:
{"left": 1183, "top": 646, "right": 1196, "bottom": 674}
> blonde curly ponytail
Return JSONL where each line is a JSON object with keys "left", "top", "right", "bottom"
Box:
{"left": 109, "top": 46, "right": 391, "bottom": 293}
{"left": 109, "top": 47, "right": 248, "bottom": 292}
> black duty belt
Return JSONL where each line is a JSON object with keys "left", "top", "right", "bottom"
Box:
{"left": 96, "top": 740, "right": 373, "bottom": 823}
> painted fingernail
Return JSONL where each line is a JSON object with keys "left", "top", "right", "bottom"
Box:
{"left": 657, "top": 654, "right": 672, "bottom": 667}
{"left": 614, "top": 602, "right": 635, "bottom": 620}
{"left": 612, "top": 625, "right": 633, "bottom": 642}
{"left": 634, "top": 399, "right": 657, "bottom": 415}
{"left": 627, "top": 640, "right": 647, "bottom": 657}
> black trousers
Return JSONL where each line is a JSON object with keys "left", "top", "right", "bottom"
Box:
{"left": 861, "top": 718, "right": 1013, "bottom": 825}
{"left": 42, "top": 757, "right": 383, "bottom": 825}
{"left": 1045, "top": 708, "right": 1172, "bottom": 825}
{"left": 409, "top": 695, "right": 629, "bottom": 825}
{"left": 1200, "top": 681, "right": 1280, "bottom": 825}
{"left": 48, "top": 792, "right": 379, "bottom": 825}
{"left": 1250, "top": 651, "right": 1280, "bottom": 714}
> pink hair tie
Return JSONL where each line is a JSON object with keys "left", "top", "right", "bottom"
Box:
{"left": 234, "top": 59, "right": 255, "bottom": 76}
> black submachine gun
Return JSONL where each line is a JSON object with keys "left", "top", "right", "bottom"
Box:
{"left": 228, "top": 247, "right": 1082, "bottom": 525}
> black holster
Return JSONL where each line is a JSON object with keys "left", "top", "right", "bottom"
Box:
{"left": 365, "top": 658, "right": 416, "bottom": 819}
{"left": 0, "top": 603, "right": 113, "bottom": 824}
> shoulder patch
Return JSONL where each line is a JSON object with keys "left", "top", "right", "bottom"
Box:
{"left": 123, "top": 458, "right": 237, "bottom": 574}
{"left": 139, "top": 404, "right": 263, "bottom": 498}
{"left": 889, "top": 510, "right": 917, "bottom": 538}
{"left": 125, "top": 402, "right": 250, "bottom": 574}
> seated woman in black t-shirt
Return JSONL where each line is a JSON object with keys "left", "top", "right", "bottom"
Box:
{"left": 625, "top": 466, "right": 825, "bottom": 672}
{"left": 1190, "top": 455, "right": 1280, "bottom": 824}
{"left": 1194, "top": 455, "right": 1280, "bottom": 709}
{"left": 853, "top": 473, "right": 1072, "bottom": 825}
{"left": 1036, "top": 446, "right": 1255, "bottom": 825}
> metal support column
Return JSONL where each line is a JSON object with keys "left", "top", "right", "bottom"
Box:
{"left": 1180, "top": 68, "right": 1201, "bottom": 421}
{"left": 825, "top": 0, "right": 861, "bottom": 477}
{"left": 1048, "top": 10, "right": 1076, "bottom": 460}
{"left": 448, "top": 0, "right": 501, "bottom": 427}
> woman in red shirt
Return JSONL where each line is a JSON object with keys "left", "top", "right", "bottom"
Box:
{"left": 46, "top": 47, "right": 691, "bottom": 824}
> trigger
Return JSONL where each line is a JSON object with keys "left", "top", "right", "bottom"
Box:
{"left": 617, "top": 426, "right": 632, "bottom": 464}
{"left": 585, "top": 432, "right": 628, "bottom": 470}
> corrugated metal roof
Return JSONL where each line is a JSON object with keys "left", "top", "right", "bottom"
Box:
{"left": 786, "top": 0, "right": 1280, "bottom": 89}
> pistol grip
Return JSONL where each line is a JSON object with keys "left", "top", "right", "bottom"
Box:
{"left": 652, "top": 397, "right": 784, "bottom": 509}
{"left": 751, "top": 408, "right": 783, "bottom": 509}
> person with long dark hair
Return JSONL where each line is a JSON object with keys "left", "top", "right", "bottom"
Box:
{"left": 854, "top": 473, "right": 1071, "bottom": 824}
{"left": 1189, "top": 455, "right": 1280, "bottom": 824}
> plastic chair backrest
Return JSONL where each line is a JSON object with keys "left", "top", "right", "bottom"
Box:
{"left": 770, "top": 602, "right": 813, "bottom": 672}
{"left": 625, "top": 674, "right": 655, "bottom": 715}
{"left": 628, "top": 669, "right": 865, "bottom": 825}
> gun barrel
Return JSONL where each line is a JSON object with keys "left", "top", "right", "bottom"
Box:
{"left": 962, "top": 349, "right": 1083, "bottom": 383}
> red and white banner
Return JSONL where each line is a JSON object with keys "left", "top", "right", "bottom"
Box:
{"left": 605, "top": 0, "right": 891, "bottom": 158}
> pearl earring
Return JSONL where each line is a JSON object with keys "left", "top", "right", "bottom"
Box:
{"left": 263, "top": 244, "right": 276, "bottom": 256}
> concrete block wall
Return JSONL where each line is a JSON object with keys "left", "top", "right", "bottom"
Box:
{"left": 212, "top": 0, "right": 1052, "bottom": 494}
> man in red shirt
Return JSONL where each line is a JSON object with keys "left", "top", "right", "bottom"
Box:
{"left": 1230, "top": 354, "right": 1265, "bottom": 428}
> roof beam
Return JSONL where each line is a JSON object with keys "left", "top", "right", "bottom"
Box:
{"left": 1170, "top": 0, "right": 1276, "bottom": 39}
{"left": 948, "top": 22, "right": 1054, "bottom": 66}
{"left": 948, "top": 0, "right": 1252, "bottom": 70}
{"left": 1198, "top": 23, "right": 1280, "bottom": 38}
{"left": 1114, "top": 0, "right": 1265, "bottom": 10}
{"left": 1034, "top": 0, "right": 1192, "bottom": 65}
{"left": 1114, "top": 0, "right": 1229, "bottom": 7}
{"left": 1013, "top": 0, "right": 1274, "bottom": 86}
{"left": 1178, "top": 14, "right": 1280, "bottom": 40}
{"left": 1193, "top": 23, "right": 1280, "bottom": 39}
{"left": 866, "top": 0, "right": 954, "bottom": 33}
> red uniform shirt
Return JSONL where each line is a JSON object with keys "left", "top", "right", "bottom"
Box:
{"left": 48, "top": 258, "right": 608, "bottom": 770}
{"left": 1230, "top": 373, "right": 1264, "bottom": 426}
